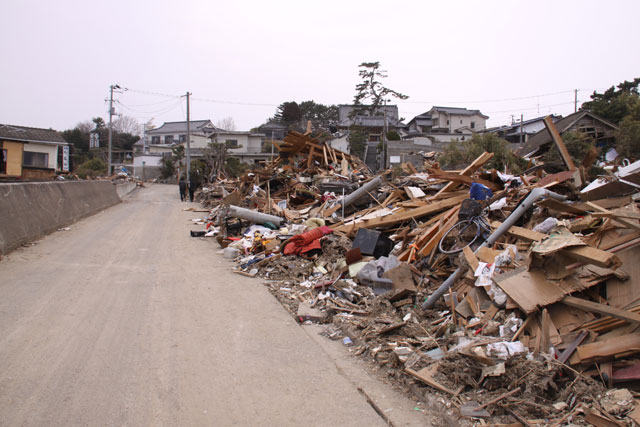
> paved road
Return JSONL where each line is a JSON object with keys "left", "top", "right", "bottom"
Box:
{"left": 0, "top": 184, "right": 426, "bottom": 427}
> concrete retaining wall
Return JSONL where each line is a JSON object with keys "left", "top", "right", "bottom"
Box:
{"left": 115, "top": 182, "right": 138, "bottom": 199}
{"left": 0, "top": 181, "right": 122, "bottom": 255}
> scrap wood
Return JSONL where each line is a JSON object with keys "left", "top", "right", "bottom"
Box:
{"left": 490, "top": 221, "right": 545, "bottom": 242}
{"left": 576, "top": 333, "right": 640, "bottom": 364}
{"left": 544, "top": 115, "right": 576, "bottom": 171}
{"left": 560, "top": 245, "right": 622, "bottom": 269}
{"left": 586, "top": 201, "right": 640, "bottom": 233}
{"left": 434, "top": 151, "right": 494, "bottom": 196}
{"left": 558, "top": 330, "right": 589, "bottom": 364}
{"left": 562, "top": 296, "right": 640, "bottom": 325}
{"left": 426, "top": 168, "right": 501, "bottom": 191}
{"left": 493, "top": 266, "right": 596, "bottom": 314}
{"left": 583, "top": 407, "right": 625, "bottom": 427}
{"left": 405, "top": 364, "right": 461, "bottom": 396}
{"left": 334, "top": 193, "right": 466, "bottom": 233}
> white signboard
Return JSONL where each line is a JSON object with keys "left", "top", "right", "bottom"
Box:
{"left": 389, "top": 156, "right": 401, "bottom": 164}
{"left": 90, "top": 132, "right": 99, "bottom": 148}
{"left": 62, "top": 146, "right": 70, "bottom": 172}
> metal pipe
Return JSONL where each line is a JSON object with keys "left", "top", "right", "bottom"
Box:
{"left": 227, "top": 205, "right": 283, "bottom": 227}
{"left": 421, "top": 188, "right": 567, "bottom": 309}
{"left": 339, "top": 175, "right": 384, "bottom": 209}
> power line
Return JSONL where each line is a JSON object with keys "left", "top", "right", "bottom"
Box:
{"left": 191, "top": 96, "right": 276, "bottom": 107}
{"left": 118, "top": 100, "right": 182, "bottom": 115}
{"left": 399, "top": 89, "right": 576, "bottom": 105}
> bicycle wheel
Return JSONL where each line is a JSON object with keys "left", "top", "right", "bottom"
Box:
{"left": 438, "top": 219, "right": 481, "bottom": 255}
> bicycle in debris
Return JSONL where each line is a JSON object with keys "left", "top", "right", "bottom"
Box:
{"left": 438, "top": 198, "right": 492, "bottom": 255}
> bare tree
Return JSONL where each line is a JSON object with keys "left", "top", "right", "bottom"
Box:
{"left": 113, "top": 116, "right": 141, "bottom": 136}
{"left": 76, "top": 120, "right": 95, "bottom": 133}
{"left": 216, "top": 117, "right": 236, "bottom": 131}
{"left": 202, "top": 142, "right": 228, "bottom": 182}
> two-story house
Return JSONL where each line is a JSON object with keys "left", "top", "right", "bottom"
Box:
{"left": 484, "top": 115, "right": 562, "bottom": 147}
{"left": 337, "top": 104, "right": 404, "bottom": 142}
{"left": 404, "top": 106, "right": 488, "bottom": 143}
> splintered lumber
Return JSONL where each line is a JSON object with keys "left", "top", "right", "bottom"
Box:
{"left": 559, "top": 245, "right": 622, "bottom": 269}
{"left": 427, "top": 168, "right": 501, "bottom": 191}
{"left": 493, "top": 266, "right": 595, "bottom": 314}
{"left": 586, "top": 201, "right": 640, "bottom": 233}
{"left": 490, "top": 221, "right": 545, "bottom": 242}
{"left": 562, "top": 296, "right": 640, "bottom": 325}
{"left": 557, "top": 330, "right": 589, "bottom": 364}
{"left": 544, "top": 115, "right": 575, "bottom": 171}
{"left": 405, "top": 365, "right": 459, "bottom": 395}
{"left": 334, "top": 193, "right": 466, "bottom": 233}
{"left": 434, "top": 151, "right": 494, "bottom": 196}
{"left": 576, "top": 333, "right": 640, "bottom": 363}
{"left": 536, "top": 199, "right": 589, "bottom": 215}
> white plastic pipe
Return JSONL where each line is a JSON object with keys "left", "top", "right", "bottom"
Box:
{"left": 421, "top": 188, "right": 567, "bottom": 309}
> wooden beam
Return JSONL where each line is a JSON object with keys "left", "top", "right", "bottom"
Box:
{"left": 490, "top": 220, "right": 546, "bottom": 242}
{"left": 434, "top": 151, "right": 494, "bottom": 196}
{"left": 562, "top": 296, "right": 640, "bottom": 325}
{"left": 427, "top": 168, "right": 501, "bottom": 191}
{"left": 543, "top": 115, "right": 575, "bottom": 171}
{"left": 560, "top": 245, "right": 622, "bottom": 269}
{"left": 334, "top": 194, "right": 466, "bottom": 232}
{"left": 586, "top": 201, "right": 640, "bottom": 233}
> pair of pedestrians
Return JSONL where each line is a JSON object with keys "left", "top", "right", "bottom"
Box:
{"left": 179, "top": 177, "right": 196, "bottom": 202}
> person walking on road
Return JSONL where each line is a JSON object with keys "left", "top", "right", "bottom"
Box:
{"left": 188, "top": 176, "right": 196, "bottom": 202}
{"left": 179, "top": 176, "right": 187, "bottom": 202}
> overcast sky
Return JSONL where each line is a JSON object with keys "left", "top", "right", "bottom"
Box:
{"left": 1, "top": 0, "right": 639, "bottom": 133}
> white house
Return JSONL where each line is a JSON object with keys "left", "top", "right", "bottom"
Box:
{"left": 404, "top": 106, "right": 488, "bottom": 143}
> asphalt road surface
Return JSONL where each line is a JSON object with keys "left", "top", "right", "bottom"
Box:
{"left": 0, "top": 184, "right": 429, "bottom": 427}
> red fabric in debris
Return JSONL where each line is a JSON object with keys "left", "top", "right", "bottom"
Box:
{"left": 283, "top": 225, "right": 333, "bottom": 256}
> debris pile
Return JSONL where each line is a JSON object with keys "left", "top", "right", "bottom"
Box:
{"left": 190, "top": 125, "right": 640, "bottom": 425}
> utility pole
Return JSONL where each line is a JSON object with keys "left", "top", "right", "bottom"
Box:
{"left": 520, "top": 113, "right": 524, "bottom": 145}
{"left": 270, "top": 129, "right": 274, "bottom": 161}
{"left": 574, "top": 89, "right": 579, "bottom": 113}
{"left": 185, "top": 92, "right": 191, "bottom": 182}
{"left": 108, "top": 85, "right": 115, "bottom": 176}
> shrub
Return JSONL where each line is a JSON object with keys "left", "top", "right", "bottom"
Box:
{"left": 440, "top": 133, "right": 526, "bottom": 173}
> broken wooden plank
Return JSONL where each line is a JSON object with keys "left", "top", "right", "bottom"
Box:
{"left": 490, "top": 220, "right": 545, "bottom": 242}
{"left": 493, "top": 266, "right": 594, "bottom": 314}
{"left": 334, "top": 194, "right": 466, "bottom": 233}
{"left": 405, "top": 365, "right": 459, "bottom": 395}
{"left": 560, "top": 245, "right": 622, "bottom": 269}
{"left": 576, "top": 333, "right": 640, "bottom": 363}
{"left": 586, "top": 201, "right": 640, "bottom": 233}
{"left": 562, "top": 296, "right": 640, "bottom": 325}
{"left": 544, "top": 115, "right": 575, "bottom": 171}
{"left": 557, "top": 330, "right": 589, "bottom": 364}
{"left": 434, "top": 151, "right": 494, "bottom": 196}
{"left": 427, "top": 168, "right": 501, "bottom": 191}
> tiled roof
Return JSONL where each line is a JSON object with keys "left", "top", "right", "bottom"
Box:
{"left": 0, "top": 124, "right": 68, "bottom": 145}
{"left": 147, "top": 120, "right": 214, "bottom": 135}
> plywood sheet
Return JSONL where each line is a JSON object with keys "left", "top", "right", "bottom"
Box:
{"left": 493, "top": 266, "right": 592, "bottom": 314}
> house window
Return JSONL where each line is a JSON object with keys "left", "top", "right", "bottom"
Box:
{"left": 460, "top": 119, "right": 463, "bottom": 124}
{"left": 23, "top": 151, "right": 49, "bottom": 168}
{"left": 179, "top": 134, "right": 186, "bottom": 143}
{"left": 471, "top": 122, "right": 475, "bottom": 129}
{"left": 151, "top": 136, "right": 160, "bottom": 144}
{"left": 165, "top": 135, "right": 174, "bottom": 144}
{"left": 226, "top": 139, "right": 238, "bottom": 148}
{"left": 446, "top": 120, "right": 450, "bottom": 125}
{"left": 1, "top": 149, "right": 6, "bottom": 174}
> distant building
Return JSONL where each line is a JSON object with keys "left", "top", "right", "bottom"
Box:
{"left": 518, "top": 111, "right": 618, "bottom": 158}
{"left": 484, "top": 115, "right": 562, "bottom": 147}
{"left": 133, "top": 119, "right": 269, "bottom": 177}
{"left": 0, "top": 124, "right": 69, "bottom": 179}
{"left": 337, "top": 104, "right": 404, "bottom": 142}
{"left": 403, "top": 106, "right": 488, "bottom": 143}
